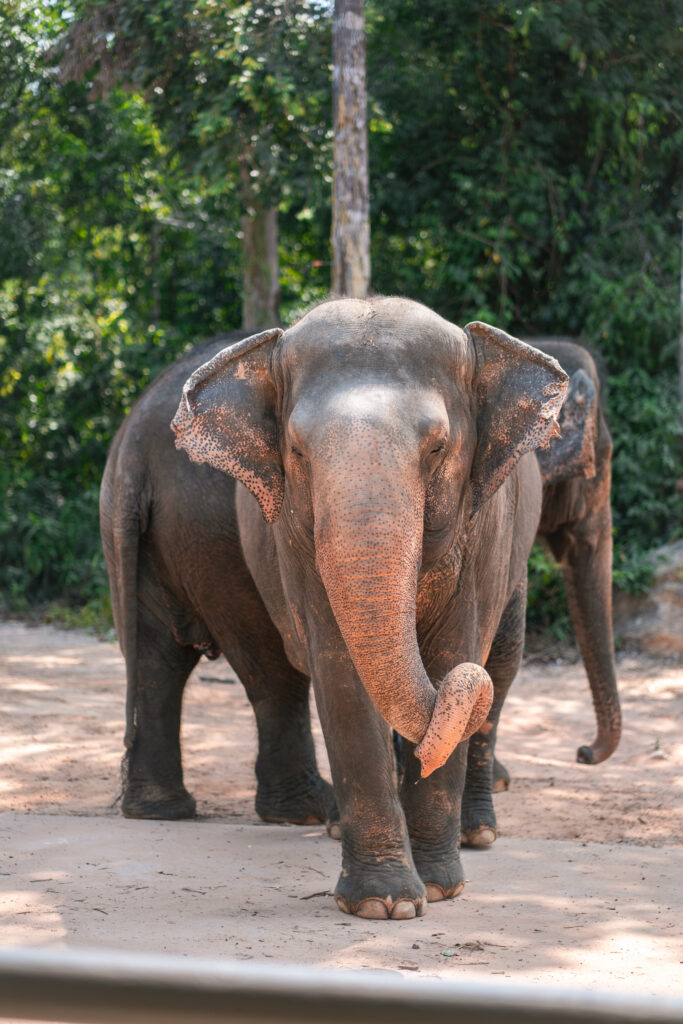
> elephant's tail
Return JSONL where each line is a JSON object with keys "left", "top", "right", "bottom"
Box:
{"left": 100, "top": 448, "right": 147, "bottom": 755}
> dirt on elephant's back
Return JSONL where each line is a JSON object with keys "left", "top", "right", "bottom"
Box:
{"left": 0, "top": 622, "right": 681, "bottom": 846}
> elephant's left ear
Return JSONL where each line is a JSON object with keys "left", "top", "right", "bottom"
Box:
{"left": 466, "top": 321, "right": 568, "bottom": 514}
{"left": 171, "top": 327, "right": 284, "bottom": 523}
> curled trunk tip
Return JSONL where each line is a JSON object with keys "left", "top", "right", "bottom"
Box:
{"left": 415, "top": 663, "right": 493, "bottom": 778}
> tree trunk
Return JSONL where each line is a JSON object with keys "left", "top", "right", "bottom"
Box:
{"left": 679, "top": 217, "right": 683, "bottom": 428}
{"left": 242, "top": 203, "right": 280, "bottom": 329}
{"left": 332, "top": 0, "right": 370, "bottom": 298}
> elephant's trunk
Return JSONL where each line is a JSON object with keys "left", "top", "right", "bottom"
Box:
{"left": 562, "top": 502, "right": 621, "bottom": 764}
{"left": 313, "top": 474, "right": 492, "bottom": 777}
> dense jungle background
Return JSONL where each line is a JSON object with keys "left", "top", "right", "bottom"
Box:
{"left": 1, "top": 0, "right": 681, "bottom": 636}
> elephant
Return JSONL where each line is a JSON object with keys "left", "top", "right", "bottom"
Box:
{"left": 311, "top": 339, "right": 619, "bottom": 853}
{"left": 486, "top": 339, "right": 621, "bottom": 795}
{"left": 169, "top": 296, "right": 567, "bottom": 918}
{"left": 100, "top": 330, "right": 335, "bottom": 827}
{"left": 533, "top": 339, "right": 621, "bottom": 767}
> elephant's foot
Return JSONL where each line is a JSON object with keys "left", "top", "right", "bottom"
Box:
{"left": 334, "top": 863, "right": 427, "bottom": 920}
{"left": 122, "top": 780, "right": 196, "bottom": 820}
{"left": 461, "top": 800, "right": 498, "bottom": 848}
{"left": 492, "top": 757, "right": 510, "bottom": 793}
{"left": 461, "top": 824, "right": 497, "bottom": 847}
{"left": 335, "top": 893, "right": 427, "bottom": 919}
{"left": 255, "top": 774, "right": 335, "bottom": 826}
{"left": 412, "top": 849, "right": 466, "bottom": 902}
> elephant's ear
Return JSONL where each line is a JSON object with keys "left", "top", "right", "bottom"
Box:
{"left": 536, "top": 368, "right": 598, "bottom": 486}
{"left": 171, "top": 327, "right": 284, "bottom": 523}
{"left": 466, "top": 321, "right": 568, "bottom": 514}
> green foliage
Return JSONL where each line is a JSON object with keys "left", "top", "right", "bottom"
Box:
{"left": 526, "top": 543, "right": 571, "bottom": 642}
{"left": 59, "top": 0, "right": 332, "bottom": 209}
{"left": 366, "top": 0, "right": 682, "bottom": 601}
{"left": 609, "top": 367, "right": 683, "bottom": 571}
{"left": 43, "top": 591, "right": 113, "bottom": 635}
{"left": 0, "top": 5, "right": 242, "bottom": 612}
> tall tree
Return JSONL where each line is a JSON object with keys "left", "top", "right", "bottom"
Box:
{"left": 56, "top": 0, "right": 331, "bottom": 327}
{"left": 332, "top": 0, "right": 370, "bottom": 296}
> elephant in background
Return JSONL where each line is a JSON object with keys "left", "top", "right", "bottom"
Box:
{"left": 171, "top": 297, "right": 567, "bottom": 917}
{"left": 486, "top": 339, "right": 621, "bottom": 805}
{"left": 534, "top": 339, "right": 620, "bottom": 767}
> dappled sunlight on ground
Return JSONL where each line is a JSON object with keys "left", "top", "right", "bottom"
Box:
{"left": 0, "top": 622, "right": 681, "bottom": 993}
{"left": 494, "top": 656, "right": 682, "bottom": 846}
{"left": 1, "top": 623, "right": 680, "bottom": 844}
{"left": 2, "top": 814, "right": 680, "bottom": 993}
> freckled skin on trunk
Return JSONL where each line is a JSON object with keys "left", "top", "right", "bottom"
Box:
{"left": 279, "top": 437, "right": 493, "bottom": 917}
{"left": 312, "top": 443, "right": 492, "bottom": 773}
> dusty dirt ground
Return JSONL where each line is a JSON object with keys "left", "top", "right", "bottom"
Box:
{"left": 1, "top": 621, "right": 682, "bottom": 998}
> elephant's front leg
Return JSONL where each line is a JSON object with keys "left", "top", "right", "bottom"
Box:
{"left": 461, "top": 578, "right": 527, "bottom": 847}
{"left": 400, "top": 737, "right": 468, "bottom": 902}
{"left": 308, "top": 640, "right": 426, "bottom": 920}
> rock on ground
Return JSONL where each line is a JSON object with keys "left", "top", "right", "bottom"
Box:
{"left": 614, "top": 539, "right": 683, "bottom": 656}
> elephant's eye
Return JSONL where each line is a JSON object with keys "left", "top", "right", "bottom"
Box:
{"left": 291, "top": 446, "right": 304, "bottom": 458}
{"left": 430, "top": 442, "right": 446, "bottom": 455}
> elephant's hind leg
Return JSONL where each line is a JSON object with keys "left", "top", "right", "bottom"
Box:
{"left": 461, "top": 578, "right": 527, "bottom": 847}
{"left": 122, "top": 602, "right": 199, "bottom": 820}
{"left": 241, "top": 656, "right": 335, "bottom": 826}
{"left": 209, "top": 608, "right": 334, "bottom": 827}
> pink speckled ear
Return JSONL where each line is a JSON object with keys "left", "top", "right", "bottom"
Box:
{"left": 171, "top": 328, "right": 284, "bottom": 523}
{"left": 466, "top": 322, "right": 568, "bottom": 515}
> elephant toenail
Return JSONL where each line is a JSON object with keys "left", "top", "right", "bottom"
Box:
{"left": 425, "top": 883, "right": 446, "bottom": 902}
{"left": 334, "top": 894, "right": 351, "bottom": 915}
{"left": 463, "top": 826, "right": 497, "bottom": 847}
{"left": 425, "top": 881, "right": 465, "bottom": 902}
{"left": 391, "top": 899, "right": 418, "bottom": 919}
{"left": 355, "top": 898, "right": 391, "bottom": 919}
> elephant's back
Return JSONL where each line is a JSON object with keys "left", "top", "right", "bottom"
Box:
{"left": 100, "top": 332, "right": 252, "bottom": 602}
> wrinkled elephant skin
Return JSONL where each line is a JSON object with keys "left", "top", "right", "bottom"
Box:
{"left": 172, "top": 297, "right": 567, "bottom": 918}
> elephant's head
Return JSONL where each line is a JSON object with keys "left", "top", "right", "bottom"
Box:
{"left": 536, "top": 367, "right": 598, "bottom": 486}
{"left": 172, "top": 298, "right": 567, "bottom": 776}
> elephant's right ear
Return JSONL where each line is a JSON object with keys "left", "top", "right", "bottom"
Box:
{"left": 171, "top": 328, "right": 284, "bottom": 523}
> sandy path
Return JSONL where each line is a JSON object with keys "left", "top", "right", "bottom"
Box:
{"left": 1, "top": 622, "right": 681, "bottom": 996}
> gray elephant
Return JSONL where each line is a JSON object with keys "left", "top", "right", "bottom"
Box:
{"left": 170, "top": 296, "right": 567, "bottom": 918}
{"left": 465, "top": 340, "right": 621, "bottom": 839}
{"left": 535, "top": 340, "right": 620, "bottom": 766}
{"left": 101, "top": 330, "right": 335, "bottom": 828}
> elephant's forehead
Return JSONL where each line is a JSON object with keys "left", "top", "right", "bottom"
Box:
{"left": 281, "top": 297, "right": 472, "bottom": 376}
